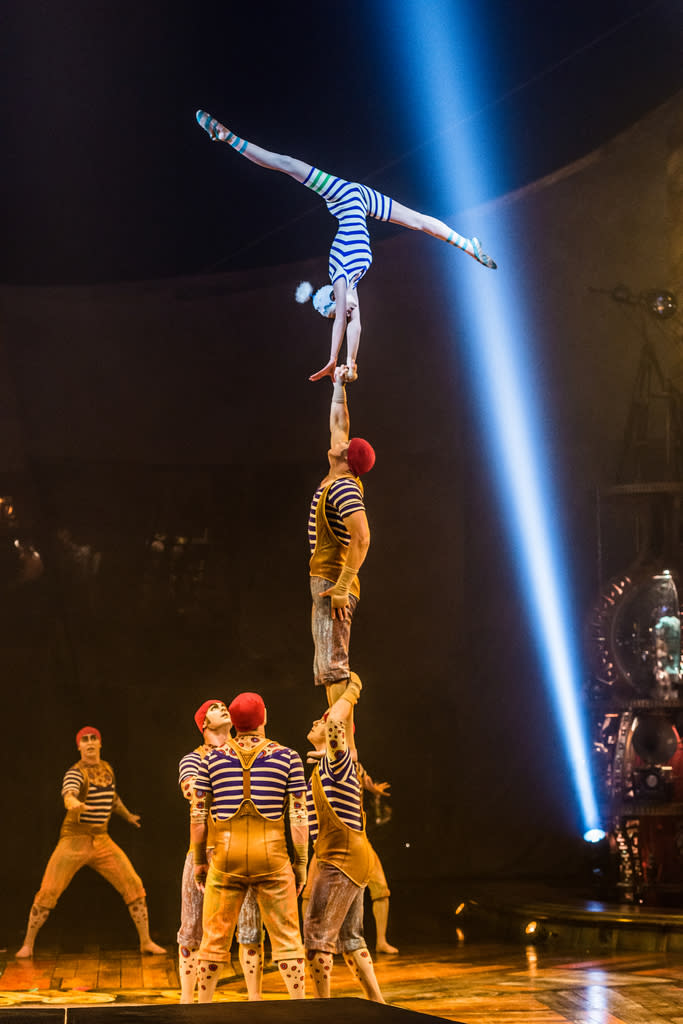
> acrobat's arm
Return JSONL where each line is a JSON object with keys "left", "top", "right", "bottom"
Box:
{"left": 329, "top": 367, "right": 350, "bottom": 448}
{"left": 388, "top": 199, "right": 497, "bottom": 269}
{"left": 325, "top": 674, "right": 362, "bottom": 760}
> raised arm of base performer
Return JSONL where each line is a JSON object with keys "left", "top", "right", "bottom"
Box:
{"left": 330, "top": 366, "right": 350, "bottom": 448}
{"left": 326, "top": 673, "right": 363, "bottom": 760}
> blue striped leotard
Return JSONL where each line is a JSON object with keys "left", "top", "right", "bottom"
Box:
{"left": 303, "top": 168, "right": 393, "bottom": 289}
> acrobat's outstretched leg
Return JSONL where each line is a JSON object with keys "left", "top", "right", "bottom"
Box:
{"left": 196, "top": 111, "right": 313, "bottom": 184}
{"left": 388, "top": 200, "right": 497, "bottom": 269}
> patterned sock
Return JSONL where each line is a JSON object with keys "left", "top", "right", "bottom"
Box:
{"left": 196, "top": 110, "right": 249, "bottom": 153}
{"left": 179, "top": 945, "right": 199, "bottom": 1004}
{"left": 446, "top": 230, "right": 497, "bottom": 269}
{"left": 307, "top": 950, "right": 333, "bottom": 997}
{"left": 446, "top": 229, "right": 475, "bottom": 256}
{"left": 196, "top": 959, "right": 222, "bottom": 1003}
{"left": 278, "top": 957, "right": 306, "bottom": 999}
{"left": 239, "top": 943, "right": 264, "bottom": 1000}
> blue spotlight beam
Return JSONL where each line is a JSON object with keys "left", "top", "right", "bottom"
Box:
{"left": 383, "top": 0, "right": 600, "bottom": 832}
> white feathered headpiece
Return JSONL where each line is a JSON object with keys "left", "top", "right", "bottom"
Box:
{"left": 295, "top": 281, "right": 336, "bottom": 319}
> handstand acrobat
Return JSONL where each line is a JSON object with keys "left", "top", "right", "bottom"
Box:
{"left": 196, "top": 111, "right": 497, "bottom": 382}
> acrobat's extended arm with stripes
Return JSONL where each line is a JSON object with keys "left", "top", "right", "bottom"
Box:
{"left": 196, "top": 111, "right": 496, "bottom": 381}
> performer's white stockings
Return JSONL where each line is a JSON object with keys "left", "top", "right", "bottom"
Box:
{"left": 128, "top": 897, "right": 165, "bottom": 954}
{"left": 239, "top": 942, "right": 264, "bottom": 1000}
{"left": 197, "top": 960, "right": 222, "bottom": 1002}
{"left": 343, "top": 947, "right": 385, "bottom": 1002}
{"left": 277, "top": 957, "right": 306, "bottom": 998}
{"left": 307, "top": 950, "right": 333, "bottom": 997}
{"left": 178, "top": 945, "right": 199, "bottom": 1003}
{"left": 16, "top": 904, "right": 51, "bottom": 957}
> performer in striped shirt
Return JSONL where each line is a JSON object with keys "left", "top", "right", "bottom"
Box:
{"left": 304, "top": 674, "right": 385, "bottom": 1002}
{"left": 16, "top": 727, "right": 164, "bottom": 959}
{"left": 196, "top": 110, "right": 496, "bottom": 383}
{"left": 191, "top": 693, "right": 308, "bottom": 1003}
{"left": 177, "top": 698, "right": 265, "bottom": 1003}
{"left": 309, "top": 366, "right": 373, "bottom": 706}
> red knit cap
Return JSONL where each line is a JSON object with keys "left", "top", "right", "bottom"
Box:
{"left": 229, "top": 692, "right": 266, "bottom": 732}
{"left": 76, "top": 726, "right": 101, "bottom": 745}
{"left": 194, "top": 699, "right": 224, "bottom": 734}
{"left": 347, "top": 437, "right": 375, "bottom": 476}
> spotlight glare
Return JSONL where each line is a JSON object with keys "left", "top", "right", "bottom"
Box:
{"left": 383, "top": 0, "right": 601, "bottom": 836}
{"left": 584, "top": 828, "right": 607, "bottom": 844}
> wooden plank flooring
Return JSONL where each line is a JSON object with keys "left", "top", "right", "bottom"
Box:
{"left": 1, "top": 943, "right": 683, "bottom": 1021}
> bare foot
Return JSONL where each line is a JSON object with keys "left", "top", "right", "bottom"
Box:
{"left": 140, "top": 940, "right": 167, "bottom": 955}
{"left": 376, "top": 942, "right": 399, "bottom": 954}
{"left": 309, "top": 359, "right": 337, "bottom": 382}
{"left": 15, "top": 945, "right": 34, "bottom": 959}
{"left": 343, "top": 362, "right": 358, "bottom": 382}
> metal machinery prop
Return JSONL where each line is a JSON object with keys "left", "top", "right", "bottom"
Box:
{"left": 587, "top": 287, "right": 683, "bottom": 903}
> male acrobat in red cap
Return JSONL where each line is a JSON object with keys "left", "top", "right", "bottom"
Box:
{"left": 191, "top": 692, "right": 309, "bottom": 1003}
{"left": 16, "top": 727, "right": 164, "bottom": 958}
{"left": 177, "top": 699, "right": 265, "bottom": 1003}
{"left": 309, "top": 365, "right": 375, "bottom": 706}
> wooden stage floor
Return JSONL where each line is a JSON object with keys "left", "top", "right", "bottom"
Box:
{"left": 1, "top": 943, "right": 683, "bottom": 1022}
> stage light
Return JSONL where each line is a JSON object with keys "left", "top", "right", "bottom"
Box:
{"left": 584, "top": 828, "right": 607, "bottom": 844}
{"left": 523, "top": 920, "right": 548, "bottom": 943}
{"left": 382, "top": 0, "right": 602, "bottom": 837}
{"left": 454, "top": 902, "right": 467, "bottom": 916}
{"left": 642, "top": 289, "right": 677, "bottom": 319}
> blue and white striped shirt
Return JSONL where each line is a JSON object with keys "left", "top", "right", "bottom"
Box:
{"left": 307, "top": 747, "right": 363, "bottom": 843}
{"left": 308, "top": 477, "right": 365, "bottom": 555}
{"left": 178, "top": 749, "right": 203, "bottom": 787}
{"left": 304, "top": 168, "right": 393, "bottom": 288}
{"left": 62, "top": 766, "right": 115, "bottom": 826}
{"left": 195, "top": 741, "right": 306, "bottom": 821}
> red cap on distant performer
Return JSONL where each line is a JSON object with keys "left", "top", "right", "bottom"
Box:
{"left": 229, "top": 692, "right": 266, "bottom": 732}
{"left": 347, "top": 437, "right": 375, "bottom": 476}
{"left": 194, "top": 699, "right": 224, "bottom": 734}
{"left": 76, "top": 726, "right": 101, "bottom": 745}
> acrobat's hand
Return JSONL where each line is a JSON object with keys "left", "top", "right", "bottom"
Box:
{"left": 306, "top": 749, "right": 324, "bottom": 764}
{"left": 320, "top": 585, "right": 351, "bottom": 620}
{"left": 471, "top": 237, "right": 497, "bottom": 270}
{"left": 309, "top": 359, "right": 337, "bottom": 382}
{"left": 128, "top": 813, "right": 142, "bottom": 829}
{"left": 194, "top": 863, "right": 208, "bottom": 894}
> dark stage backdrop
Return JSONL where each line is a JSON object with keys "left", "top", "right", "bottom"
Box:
{"left": 0, "top": 94, "right": 678, "bottom": 949}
